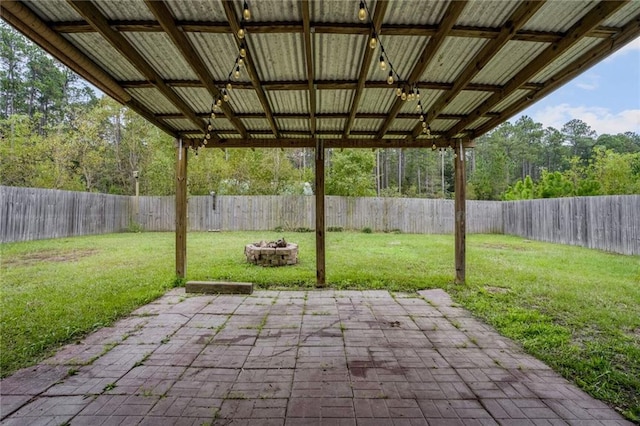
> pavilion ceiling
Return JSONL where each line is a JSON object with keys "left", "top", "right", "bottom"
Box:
{"left": 2, "top": 0, "right": 639, "bottom": 148}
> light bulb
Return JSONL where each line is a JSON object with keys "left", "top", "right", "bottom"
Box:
{"left": 369, "top": 36, "right": 377, "bottom": 49}
{"left": 416, "top": 89, "right": 420, "bottom": 99}
{"left": 387, "top": 71, "right": 394, "bottom": 85}
{"left": 234, "top": 66, "right": 241, "bottom": 79}
{"left": 240, "top": 45, "right": 246, "bottom": 57}
{"left": 426, "top": 126, "right": 431, "bottom": 135}
{"left": 416, "top": 104, "right": 421, "bottom": 111}
{"left": 432, "top": 144, "right": 436, "bottom": 150}
{"left": 206, "top": 133, "right": 211, "bottom": 139}
{"left": 223, "top": 92, "right": 229, "bottom": 102}
{"left": 238, "top": 58, "right": 244, "bottom": 66}
{"left": 358, "top": 1, "right": 366, "bottom": 20}
{"left": 401, "top": 91, "right": 407, "bottom": 101}
{"left": 243, "top": 2, "right": 251, "bottom": 20}
{"left": 216, "top": 98, "right": 222, "bottom": 107}
{"left": 210, "top": 112, "right": 216, "bottom": 119}
{"left": 226, "top": 82, "right": 232, "bottom": 91}
{"left": 419, "top": 114, "right": 424, "bottom": 121}
{"left": 409, "top": 92, "right": 416, "bottom": 101}
{"left": 238, "top": 27, "right": 245, "bottom": 39}
{"left": 422, "top": 121, "right": 427, "bottom": 128}
{"left": 208, "top": 124, "right": 213, "bottom": 131}
{"left": 396, "top": 87, "right": 402, "bottom": 97}
{"left": 379, "top": 55, "right": 387, "bottom": 71}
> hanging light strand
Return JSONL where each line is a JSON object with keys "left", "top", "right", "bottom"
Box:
{"left": 202, "top": 1, "right": 252, "bottom": 148}
{"left": 359, "top": 0, "right": 430, "bottom": 138}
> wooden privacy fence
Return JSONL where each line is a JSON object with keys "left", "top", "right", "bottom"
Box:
{"left": 1, "top": 186, "right": 638, "bottom": 255}
{"left": 0, "top": 186, "right": 131, "bottom": 243}
{"left": 503, "top": 195, "right": 640, "bottom": 256}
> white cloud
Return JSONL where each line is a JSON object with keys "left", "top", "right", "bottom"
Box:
{"left": 532, "top": 104, "right": 640, "bottom": 135}
{"left": 574, "top": 73, "right": 600, "bottom": 91}
{"left": 604, "top": 36, "right": 640, "bottom": 62}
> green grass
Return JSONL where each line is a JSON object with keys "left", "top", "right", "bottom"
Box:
{"left": 1, "top": 231, "right": 639, "bottom": 420}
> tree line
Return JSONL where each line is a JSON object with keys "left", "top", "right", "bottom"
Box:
{"left": 2, "top": 23, "right": 638, "bottom": 199}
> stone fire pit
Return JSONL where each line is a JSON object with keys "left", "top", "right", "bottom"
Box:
{"left": 245, "top": 238, "right": 298, "bottom": 267}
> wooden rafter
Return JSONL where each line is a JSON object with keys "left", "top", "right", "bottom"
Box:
{"left": 470, "top": 16, "right": 640, "bottom": 139}
{"left": 301, "top": 0, "right": 316, "bottom": 135}
{"left": 221, "top": 0, "right": 279, "bottom": 138}
{"left": 343, "top": 0, "right": 389, "bottom": 138}
{"left": 145, "top": 0, "right": 247, "bottom": 138}
{"left": 376, "top": 1, "right": 467, "bottom": 139}
{"left": 50, "top": 19, "right": 620, "bottom": 42}
{"left": 67, "top": 0, "right": 208, "bottom": 137}
{"left": 408, "top": 0, "right": 546, "bottom": 140}
{"left": 187, "top": 137, "right": 474, "bottom": 150}
{"left": 156, "top": 112, "right": 473, "bottom": 121}
{"left": 445, "top": 0, "right": 627, "bottom": 139}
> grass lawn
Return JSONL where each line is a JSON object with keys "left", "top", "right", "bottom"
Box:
{"left": 1, "top": 231, "right": 639, "bottom": 420}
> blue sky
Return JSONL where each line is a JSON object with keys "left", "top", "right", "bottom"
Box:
{"left": 513, "top": 36, "right": 640, "bottom": 136}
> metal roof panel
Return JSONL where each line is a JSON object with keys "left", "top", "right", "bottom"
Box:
{"left": 522, "top": 1, "right": 598, "bottom": 32}
{"left": 241, "top": 118, "right": 271, "bottom": 131}
{"left": 357, "top": 88, "right": 396, "bottom": 113}
{"left": 383, "top": 0, "right": 450, "bottom": 25}
{"left": 530, "top": 37, "right": 602, "bottom": 83}
{"left": 188, "top": 33, "right": 249, "bottom": 81}
{"left": 251, "top": 33, "right": 306, "bottom": 81}
{"left": 94, "top": 0, "right": 155, "bottom": 20}
{"left": 163, "top": 118, "right": 199, "bottom": 131}
{"left": 441, "top": 91, "right": 492, "bottom": 115}
{"left": 314, "top": 34, "right": 365, "bottom": 80}
{"left": 174, "top": 87, "right": 212, "bottom": 113}
{"left": 64, "top": 33, "right": 145, "bottom": 81}
{"left": 126, "top": 88, "right": 181, "bottom": 114}
{"left": 420, "top": 37, "right": 488, "bottom": 83}
{"left": 28, "top": 0, "right": 82, "bottom": 21}
{"left": 123, "top": 32, "right": 199, "bottom": 80}
{"left": 312, "top": 0, "right": 376, "bottom": 23}
{"left": 489, "top": 89, "right": 531, "bottom": 113}
{"left": 603, "top": 1, "right": 640, "bottom": 26}
{"left": 352, "top": 118, "right": 384, "bottom": 132}
{"left": 267, "top": 91, "right": 309, "bottom": 114}
{"left": 317, "top": 90, "right": 355, "bottom": 114}
{"left": 367, "top": 36, "right": 430, "bottom": 81}
{"left": 276, "top": 118, "right": 309, "bottom": 132}
{"left": 456, "top": 1, "right": 519, "bottom": 27}
{"left": 471, "top": 41, "right": 549, "bottom": 85}
{"left": 317, "top": 118, "right": 346, "bottom": 131}
{"left": 168, "top": 0, "right": 226, "bottom": 21}
{"left": 226, "top": 89, "right": 264, "bottom": 114}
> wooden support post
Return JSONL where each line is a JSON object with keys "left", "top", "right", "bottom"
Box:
{"left": 454, "top": 139, "right": 466, "bottom": 284}
{"left": 176, "top": 138, "right": 188, "bottom": 279}
{"left": 315, "top": 139, "right": 326, "bottom": 287}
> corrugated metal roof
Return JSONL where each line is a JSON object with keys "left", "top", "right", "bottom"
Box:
{"left": 210, "top": 117, "right": 235, "bottom": 131}
{"left": 420, "top": 37, "right": 488, "bottom": 83}
{"left": 366, "top": 36, "right": 430, "bottom": 81}
{"left": 317, "top": 118, "right": 346, "bottom": 131}
{"left": 317, "top": 90, "right": 355, "bottom": 114}
{"left": 251, "top": 34, "right": 306, "bottom": 81}
{"left": 471, "top": 41, "right": 549, "bottom": 86}
{"left": 267, "top": 91, "right": 309, "bottom": 114}
{"left": 174, "top": 87, "right": 212, "bottom": 113}
{"left": 314, "top": 34, "right": 365, "bottom": 80}
{"left": 441, "top": 91, "right": 492, "bottom": 115}
{"left": 168, "top": 0, "right": 226, "bottom": 21}
{"left": 64, "top": 34, "right": 146, "bottom": 81}
{"left": 163, "top": 118, "right": 199, "bottom": 132}
{"left": 466, "top": 116, "right": 492, "bottom": 131}
{"left": 241, "top": 118, "right": 271, "bottom": 131}
{"left": 246, "top": 0, "right": 301, "bottom": 22}
{"left": 530, "top": 38, "right": 602, "bottom": 84}
{"left": 522, "top": 1, "right": 598, "bottom": 32}
{"left": 123, "top": 33, "right": 198, "bottom": 80}
{"left": 399, "top": 89, "right": 446, "bottom": 114}
{"left": 489, "top": 89, "right": 531, "bottom": 113}
{"left": 603, "top": 1, "right": 640, "bottom": 26}
{"left": 430, "top": 119, "right": 459, "bottom": 132}
{"left": 276, "top": 118, "right": 309, "bottom": 132}
{"left": 188, "top": 33, "right": 248, "bottom": 82}
{"left": 358, "top": 88, "right": 396, "bottom": 113}
{"left": 94, "top": 0, "right": 155, "bottom": 20}
{"left": 226, "top": 89, "right": 264, "bottom": 114}
{"left": 312, "top": 0, "right": 375, "bottom": 24}
{"left": 456, "top": 1, "right": 519, "bottom": 27}
{"left": 352, "top": 118, "right": 384, "bottom": 132}
{"left": 28, "top": 0, "right": 82, "bottom": 22}
{"left": 219, "top": 133, "right": 244, "bottom": 139}
{"left": 389, "top": 118, "right": 417, "bottom": 131}
{"left": 126, "top": 88, "right": 181, "bottom": 114}
{"left": 383, "top": 0, "right": 450, "bottom": 26}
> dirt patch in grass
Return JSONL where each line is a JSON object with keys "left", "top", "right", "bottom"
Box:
{"left": 3, "top": 249, "right": 100, "bottom": 267}
{"left": 484, "top": 285, "right": 510, "bottom": 294}
{"left": 479, "top": 243, "right": 530, "bottom": 251}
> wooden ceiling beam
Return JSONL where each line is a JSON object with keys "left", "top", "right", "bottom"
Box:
{"left": 408, "top": 0, "right": 546, "bottom": 140}
{"left": 445, "top": 0, "right": 627, "bottom": 139}
{"left": 50, "top": 19, "right": 620, "bottom": 42}
{"left": 301, "top": 0, "right": 316, "bottom": 135}
{"left": 343, "top": 0, "right": 389, "bottom": 138}
{"left": 188, "top": 137, "right": 474, "bottom": 150}
{"left": 67, "top": 0, "right": 209, "bottom": 137}
{"left": 145, "top": 0, "right": 247, "bottom": 138}
{"left": 222, "top": 0, "right": 280, "bottom": 138}
{"left": 470, "top": 16, "right": 640, "bottom": 139}
{"left": 158, "top": 111, "right": 466, "bottom": 121}
{"left": 376, "top": 1, "right": 467, "bottom": 139}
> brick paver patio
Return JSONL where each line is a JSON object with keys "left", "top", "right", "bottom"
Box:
{"left": 0, "top": 289, "right": 631, "bottom": 425}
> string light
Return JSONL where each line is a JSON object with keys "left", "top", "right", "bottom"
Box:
{"left": 387, "top": 71, "right": 394, "bottom": 85}
{"left": 358, "top": 1, "right": 366, "bottom": 20}
{"left": 379, "top": 55, "right": 387, "bottom": 71}
{"left": 234, "top": 66, "right": 241, "bottom": 79}
{"left": 243, "top": 1, "right": 251, "bottom": 20}
{"left": 216, "top": 98, "right": 222, "bottom": 107}
{"left": 222, "top": 89, "right": 230, "bottom": 102}
{"left": 237, "top": 26, "right": 245, "bottom": 39}
{"left": 226, "top": 82, "right": 232, "bottom": 91}
{"left": 396, "top": 86, "right": 402, "bottom": 97}
{"left": 238, "top": 58, "right": 244, "bottom": 66}
{"left": 239, "top": 44, "right": 247, "bottom": 58}
{"left": 369, "top": 35, "right": 377, "bottom": 49}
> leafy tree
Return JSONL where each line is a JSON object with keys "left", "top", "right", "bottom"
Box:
{"left": 536, "top": 170, "right": 572, "bottom": 198}
{"left": 562, "top": 119, "right": 596, "bottom": 162}
{"left": 326, "top": 149, "right": 376, "bottom": 196}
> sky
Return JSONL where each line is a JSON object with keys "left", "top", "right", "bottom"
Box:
{"left": 513, "top": 36, "right": 640, "bottom": 136}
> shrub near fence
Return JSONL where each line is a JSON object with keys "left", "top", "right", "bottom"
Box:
{"left": 1, "top": 186, "right": 638, "bottom": 255}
